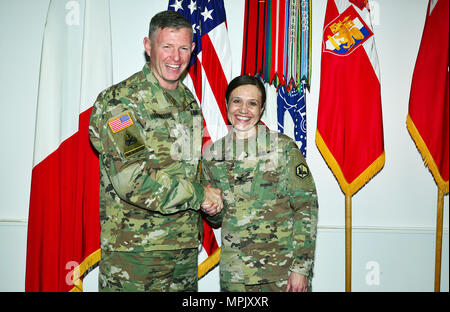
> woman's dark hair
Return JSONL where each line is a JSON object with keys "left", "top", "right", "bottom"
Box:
{"left": 225, "top": 75, "right": 266, "bottom": 109}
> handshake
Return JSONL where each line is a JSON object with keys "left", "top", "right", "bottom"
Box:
{"left": 201, "top": 184, "right": 224, "bottom": 216}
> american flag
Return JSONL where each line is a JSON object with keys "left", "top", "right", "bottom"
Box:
{"left": 168, "top": 0, "right": 232, "bottom": 277}
{"left": 108, "top": 113, "right": 133, "bottom": 133}
{"left": 168, "top": 0, "right": 231, "bottom": 143}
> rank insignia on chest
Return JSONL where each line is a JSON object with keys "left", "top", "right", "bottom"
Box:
{"left": 108, "top": 113, "right": 134, "bottom": 133}
{"left": 296, "top": 163, "right": 310, "bottom": 179}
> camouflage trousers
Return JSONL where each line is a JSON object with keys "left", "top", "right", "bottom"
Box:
{"left": 99, "top": 248, "right": 198, "bottom": 292}
{"left": 220, "top": 280, "right": 288, "bottom": 292}
{"left": 221, "top": 278, "right": 312, "bottom": 292}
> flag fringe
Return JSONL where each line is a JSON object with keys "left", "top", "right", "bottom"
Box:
{"left": 198, "top": 247, "right": 221, "bottom": 279}
{"left": 406, "top": 114, "right": 449, "bottom": 194}
{"left": 69, "top": 248, "right": 102, "bottom": 292}
{"left": 316, "top": 130, "right": 385, "bottom": 197}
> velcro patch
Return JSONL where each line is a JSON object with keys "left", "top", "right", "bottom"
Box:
{"left": 296, "top": 163, "right": 310, "bottom": 179}
{"left": 123, "top": 133, "right": 145, "bottom": 158}
{"left": 109, "top": 113, "right": 134, "bottom": 133}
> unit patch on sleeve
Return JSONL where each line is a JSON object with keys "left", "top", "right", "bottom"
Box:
{"left": 123, "top": 132, "right": 145, "bottom": 158}
{"left": 296, "top": 163, "right": 310, "bottom": 179}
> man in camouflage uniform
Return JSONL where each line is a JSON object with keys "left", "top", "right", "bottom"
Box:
{"left": 89, "top": 10, "right": 222, "bottom": 292}
{"left": 202, "top": 77, "right": 318, "bottom": 292}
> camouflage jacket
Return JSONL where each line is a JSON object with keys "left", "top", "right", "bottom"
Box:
{"left": 89, "top": 63, "right": 205, "bottom": 252}
{"left": 202, "top": 126, "right": 318, "bottom": 284}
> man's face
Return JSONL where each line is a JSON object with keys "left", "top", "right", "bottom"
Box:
{"left": 144, "top": 27, "right": 194, "bottom": 90}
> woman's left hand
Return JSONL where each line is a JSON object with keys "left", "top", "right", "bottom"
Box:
{"left": 285, "top": 272, "right": 308, "bottom": 292}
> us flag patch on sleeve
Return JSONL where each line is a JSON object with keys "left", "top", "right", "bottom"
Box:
{"left": 108, "top": 113, "right": 134, "bottom": 133}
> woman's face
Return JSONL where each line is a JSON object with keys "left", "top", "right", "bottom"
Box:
{"left": 227, "top": 84, "right": 264, "bottom": 138}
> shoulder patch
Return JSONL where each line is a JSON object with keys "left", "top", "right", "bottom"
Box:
{"left": 123, "top": 132, "right": 145, "bottom": 158}
{"left": 109, "top": 113, "right": 134, "bottom": 133}
{"left": 296, "top": 163, "right": 310, "bottom": 179}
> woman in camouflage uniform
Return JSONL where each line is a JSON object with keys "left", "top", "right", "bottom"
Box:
{"left": 202, "top": 75, "right": 318, "bottom": 292}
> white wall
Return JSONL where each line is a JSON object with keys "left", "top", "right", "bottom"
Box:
{"left": 0, "top": 0, "right": 49, "bottom": 292}
{"left": 0, "top": 0, "right": 448, "bottom": 292}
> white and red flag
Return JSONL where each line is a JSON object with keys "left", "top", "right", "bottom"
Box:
{"left": 25, "top": 0, "right": 112, "bottom": 291}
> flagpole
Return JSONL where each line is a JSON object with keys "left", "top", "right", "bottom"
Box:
{"left": 434, "top": 187, "right": 444, "bottom": 292}
{"left": 345, "top": 193, "right": 352, "bottom": 292}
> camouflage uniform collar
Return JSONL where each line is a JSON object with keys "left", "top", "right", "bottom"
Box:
{"left": 142, "top": 63, "right": 192, "bottom": 110}
{"left": 143, "top": 63, "right": 159, "bottom": 86}
{"left": 142, "top": 63, "right": 188, "bottom": 93}
{"left": 226, "top": 122, "right": 268, "bottom": 142}
{"left": 224, "top": 123, "right": 275, "bottom": 159}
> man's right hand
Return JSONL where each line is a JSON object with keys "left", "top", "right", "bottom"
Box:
{"left": 201, "top": 185, "right": 223, "bottom": 216}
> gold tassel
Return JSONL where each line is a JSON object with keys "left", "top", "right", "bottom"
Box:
{"left": 407, "top": 114, "right": 449, "bottom": 194}
{"left": 315, "top": 130, "right": 385, "bottom": 197}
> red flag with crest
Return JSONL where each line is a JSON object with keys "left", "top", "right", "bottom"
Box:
{"left": 316, "top": 0, "right": 385, "bottom": 196}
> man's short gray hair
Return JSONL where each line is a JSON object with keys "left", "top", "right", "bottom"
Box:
{"left": 148, "top": 10, "right": 193, "bottom": 42}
